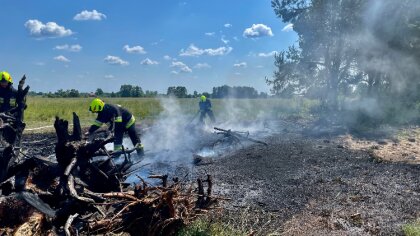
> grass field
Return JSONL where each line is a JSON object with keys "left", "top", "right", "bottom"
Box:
{"left": 24, "top": 96, "right": 319, "bottom": 130}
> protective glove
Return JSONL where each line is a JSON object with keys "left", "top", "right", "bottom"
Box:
{"left": 135, "top": 143, "right": 145, "bottom": 157}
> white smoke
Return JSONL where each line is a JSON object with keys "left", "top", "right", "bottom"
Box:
{"left": 112, "top": 96, "right": 277, "bottom": 184}
{"left": 141, "top": 97, "right": 202, "bottom": 162}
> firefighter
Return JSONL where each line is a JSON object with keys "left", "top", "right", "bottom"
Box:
{"left": 86, "top": 98, "right": 144, "bottom": 157}
{"left": 0, "top": 71, "right": 17, "bottom": 113}
{"left": 198, "top": 95, "right": 215, "bottom": 124}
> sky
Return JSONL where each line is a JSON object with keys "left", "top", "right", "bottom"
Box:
{"left": 0, "top": 0, "right": 297, "bottom": 94}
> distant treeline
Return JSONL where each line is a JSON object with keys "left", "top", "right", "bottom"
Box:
{"left": 29, "top": 85, "right": 269, "bottom": 99}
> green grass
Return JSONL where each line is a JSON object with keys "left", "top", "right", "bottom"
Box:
{"left": 403, "top": 219, "right": 420, "bottom": 236}
{"left": 177, "top": 219, "right": 246, "bottom": 236}
{"left": 23, "top": 96, "right": 319, "bottom": 130}
{"left": 24, "top": 97, "right": 163, "bottom": 129}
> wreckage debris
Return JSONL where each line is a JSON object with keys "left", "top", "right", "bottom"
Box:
{"left": 0, "top": 109, "right": 220, "bottom": 235}
{"left": 214, "top": 127, "right": 268, "bottom": 146}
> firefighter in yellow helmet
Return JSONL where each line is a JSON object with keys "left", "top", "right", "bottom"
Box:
{"left": 0, "top": 71, "right": 18, "bottom": 113}
{"left": 86, "top": 98, "right": 144, "bottom": 157}
{"left": 198, "top": 95, "right": 215, "bottom": 124}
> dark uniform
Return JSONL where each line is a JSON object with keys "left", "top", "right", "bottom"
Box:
{"left": 199, "top": 99, "right": 216, "bottom": 124}
{"left": 88, "top": 104, "right": 141, "bottom": 151}
{"left": 0, "top": 85, "right": 17, "bottom": 113}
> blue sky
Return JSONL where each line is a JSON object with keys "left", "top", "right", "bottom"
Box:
{"left": 0, "top": 0, "right": 297, "bottom": 93}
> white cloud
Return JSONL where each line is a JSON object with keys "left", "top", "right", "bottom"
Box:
{"left": 24, "top": 19, "right": 73, "bottom": 38}
{"left": 123, "top": 45, "right": 146, "bottom": 54}
{"left": 141, "top": 58, "right": 159, "bottom": 65}
{"left": 233, "top": 62, "right": 247, "bottom": 68}
{"left": 194, "top": 63, "right": 211, "bottom": 69}
{"left": 256, "top": 65, "right": 264, "bottom": 68}
{"left": 170, "top": 61, "right": 192, "bottom": 73}
{"left": 243, "top": 24, "right": 273, "bottom": 38}
{"left": 104, "top": 55, "right": 129, "bottom": 65}
{"left": 54, "top": 55, "right": 70, "bottom": 62}
{"left": 258, "top": 51, "right": 278, "bottom": 57}
{"left": 54, "top": 44, "right": 82, "bottom": 52}
{"left": 104, "top": 74, "right": 115, "bottom": 79}
{"left": 163, "top": 55, "right": 172, "bottom": 60}
{"left": 224, "top": 23, "right": 232, "bottom": 28}
{"left": 205, "top": 32, "right": 215, "bottom": 37}
{"left": 179, "top": 44, "right": 232, "bottom": 57}
{"left": 282, "top": 23, "right": 294, "bottom": 32}
{"left": 205, "top": 46, "right": 233, "bottom": 56}
{"left": 233, "top": 36, "right": 239, "bottom": 41}
{"left": 180, "top": 45, "right": 203, "bottom": 56}
{"left": 221, "top": 35, "right": 229, "bottom": 44}
{"left": 74, "top": 10, "right": 106, "bottom": 21}
{"left": 235, "top": 72, "right": 241, "bottom": 75}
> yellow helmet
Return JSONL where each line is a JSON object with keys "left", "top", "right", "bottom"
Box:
{"left": 200, "top": 95, "right": 206, "bottom": 102}
{"left": 89, "top": 98, "right": 105, "bottom": 113}
{"left": 0, "top": 71, "right": 13, "bottom": 84}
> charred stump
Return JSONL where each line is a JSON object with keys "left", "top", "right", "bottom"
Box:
{"left": 0, "top": 146, "right": 15, "bottom": 183}
{"left": 54, "top": 113, "right": 120, "bottom": 194}
{"left": 0, "top": 75, "right": 29, "bottom": 183}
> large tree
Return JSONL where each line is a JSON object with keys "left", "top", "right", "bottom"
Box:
{"left": 270, "top": 0, "right": 363, "bottom": 107}
{"left": 269, "top": 0, "right": 420, "bottom": 110}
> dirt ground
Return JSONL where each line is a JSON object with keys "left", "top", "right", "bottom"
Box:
{"left": 19, "top": 122, "right": 420, "bottom": 236}
{"left": 194, "top": 122, "right": 420, "bottom": 235}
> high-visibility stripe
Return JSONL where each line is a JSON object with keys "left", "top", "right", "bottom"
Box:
{"left": 125, "top": 115, "right": 136, "bottom": 128}
{"left": 92, "top": 120, "right": 103, "bottom": 127}
{"left": 114, "top": 144, "right": 123, "bottom": 151}
{"left": 115, "top": 116, "right": 123, "bottom": 123}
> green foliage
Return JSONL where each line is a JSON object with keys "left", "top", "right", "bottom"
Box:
{"left": 266, "top": 47, "right": 305, "bottom": 97}
{"left": 269, "top": 0, "right": 420, "bottom": 114}
{"left": 202, "top": 92, "right": 211, "bottom": 98}
{"left": 95, "top": 88, "right": 104, "bottom": 96}
{"left": 167, "top": 86, "right": 188, "bottom": 98}
{"left": 119, "top": 84, "right": 144, "bottom": 97}
{"left": 211, "top": 85, "right": 260, "bottom": 98}
{"left": 33, "top": 86, "right": 159, "bottom": 98}
{"left": 145, "top": 90, "right": 158, "bottom": 97}
{"left": 44, "top": 89, "right": 81, "bottom": 98}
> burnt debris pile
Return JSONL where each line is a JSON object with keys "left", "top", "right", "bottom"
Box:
{"left": 0, "top": 111, "right": 218, "bottom": 235}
